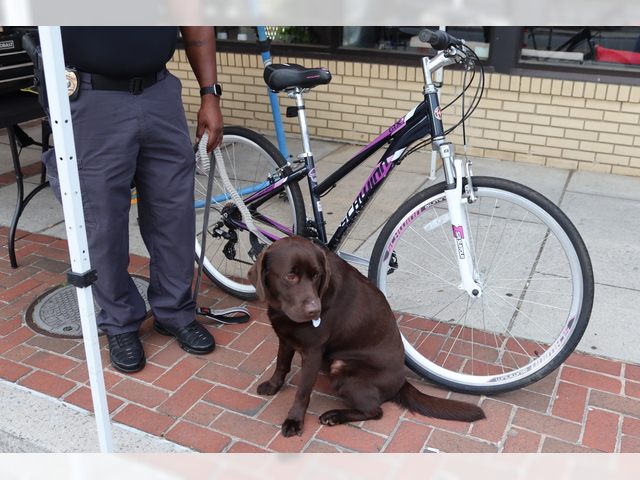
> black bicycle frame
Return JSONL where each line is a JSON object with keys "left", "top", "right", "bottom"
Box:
{"left": 234, "top": 99, "right": 435, "bottom": 252}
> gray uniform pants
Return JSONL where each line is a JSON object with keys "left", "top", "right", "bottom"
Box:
{"left": 42, "top": 69, "right": 197, "bottom": 335}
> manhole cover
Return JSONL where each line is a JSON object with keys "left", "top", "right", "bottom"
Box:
{"left": 26, "top": 276, "right": 150, "bottom": 339}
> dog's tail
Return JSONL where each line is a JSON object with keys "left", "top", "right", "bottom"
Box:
{"left": 392, "top": 381, "right": 485, "bottom": 422}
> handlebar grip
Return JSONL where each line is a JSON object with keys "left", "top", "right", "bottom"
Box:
{"left": 418, "top": 29, "right": 463, "bottom": 51}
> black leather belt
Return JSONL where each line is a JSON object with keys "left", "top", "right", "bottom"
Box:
{"left": 90, "top": 72, "right": 159, "bottom": 95}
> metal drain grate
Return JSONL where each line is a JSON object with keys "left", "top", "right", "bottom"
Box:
{"left": 26, "top": 276, "right": 150, "bottom": 339}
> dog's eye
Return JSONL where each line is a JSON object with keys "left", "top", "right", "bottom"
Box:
{"left": 285, "top": 274, "right": 297, "bottom": 281}
{"left": 313, "top": 272, "right": 321, "bottom": 279}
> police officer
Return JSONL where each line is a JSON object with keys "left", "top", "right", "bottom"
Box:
{"left": 42, "top": 26, "right": 223, "bottom": 372}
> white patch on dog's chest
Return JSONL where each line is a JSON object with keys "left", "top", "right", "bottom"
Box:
{"left": 330, "top": 359, "right": 346, "bottom": 375}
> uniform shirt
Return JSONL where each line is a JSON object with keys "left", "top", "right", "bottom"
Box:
{"left": 61, "top": 26, "right": 178, "bottom": 79}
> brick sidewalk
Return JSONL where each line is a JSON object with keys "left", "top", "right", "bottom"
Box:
{"left": 1, "top": 227, "right": 640, "bottom": 453}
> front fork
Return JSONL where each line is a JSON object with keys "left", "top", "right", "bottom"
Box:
{"left": 439, "top": 142, "right": 482, "bottom": 298}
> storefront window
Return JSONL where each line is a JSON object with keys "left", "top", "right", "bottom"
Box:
{"left": 340, "top": 27, "right": 490, "bottom": 59}
{"left": 213, "top": 27, "right": 490, "bottom": 60}
{"left": 215, "top": 27, "right": 331, "bottom": 46}
{"left": 211, "top": 26, "right": 640, "bottom": 86}
{"left": 263, "top": 27, "right": 331, "bottom": 46}
{"left": 521, "top": 27, "right": 640, "bottom": 72}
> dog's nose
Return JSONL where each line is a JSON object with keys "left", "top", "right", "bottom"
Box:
{"left": 305, "top": 300, "right": 321, "bottom": 319}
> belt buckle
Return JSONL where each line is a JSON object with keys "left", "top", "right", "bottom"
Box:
{"left": 129, "top": 77, "right": 143, "bottom": 95}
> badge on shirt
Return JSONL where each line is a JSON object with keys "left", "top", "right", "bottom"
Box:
{"left": 66, "top": 68, "right": 79, "bottom": 100}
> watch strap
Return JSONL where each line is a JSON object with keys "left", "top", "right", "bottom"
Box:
{"left": 200, "top": 84, "right": 222, "bottom": 97}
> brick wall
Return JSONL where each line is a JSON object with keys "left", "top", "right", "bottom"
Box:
{"left": 169, "top": 50, "right": 640, "bottom": 177}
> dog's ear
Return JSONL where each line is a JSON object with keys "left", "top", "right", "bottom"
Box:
{"left": 248, "top": 250, "right": 268, "bottom": 302}
{"left": 318, "top": 248, "right": 331, "bottom": 298}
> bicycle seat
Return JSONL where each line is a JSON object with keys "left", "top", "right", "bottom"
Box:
{"left": 264, "top": 63, "right": 332, "bottom": 92}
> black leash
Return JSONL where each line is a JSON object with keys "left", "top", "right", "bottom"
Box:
{"left": 193, "top": 135, "right": 250, "bottom": 325}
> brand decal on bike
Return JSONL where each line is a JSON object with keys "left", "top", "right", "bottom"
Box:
{"left": 389, "top": 119, "right": 405, "bottom": 135}
{"left": 452, "top": 225, "right": 465, "bottom": 259}
{"left": 385, "top": 196, "right": 446, "bottom": 258}
{"left": 434, "top": 107, "right": 442, "bottom": 120}
{"left": 488, "top": 316, "right": 575, "bottom": 383}
{"left": 354, "top": 107, "right": 417, "bottom": 157}
{"left": 339, "top": 154, "right": 399, "bottom": 229}
{"left": 309, "top": 168, "right": 317, "bottom": 183}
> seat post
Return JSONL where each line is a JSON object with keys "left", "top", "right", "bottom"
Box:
{"left": 291, "top": 88, "right": 313, "bottom": 160}
{"left": 289, "top": 87, "right": 328, "bottom": 243}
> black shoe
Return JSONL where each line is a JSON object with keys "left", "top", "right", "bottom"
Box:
{"left": 153, "top": 319, "right": 215, "bottom": 355}
{"left": 106, "top": 331, "right": 146, "bottom": 373}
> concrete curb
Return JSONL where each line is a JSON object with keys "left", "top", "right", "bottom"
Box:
{"left": 0, "top": 380, "right": 193, "bottom": 453}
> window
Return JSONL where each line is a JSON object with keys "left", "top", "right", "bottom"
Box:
{"left": 521, "top": 27, "right": 640, "bottom": 73}
{"left": 215, "top": 27, "right": 331, "bottom": 47}
{"left": 212, "top": 26, "right": 640, "bottom": 85}
{"left": 214, "top": 26, "right": 491, "bottom": 65}
{"left": 340, "top": 27, "right": 490, "bottom": 59}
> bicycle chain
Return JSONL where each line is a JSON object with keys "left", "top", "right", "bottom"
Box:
{"left": 210, "top": 202, "right": 296, "bottom": 266}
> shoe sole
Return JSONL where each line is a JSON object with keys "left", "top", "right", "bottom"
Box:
{"left": 110, "top": 356, "right": 146, "bottom": 373}
{"left": 153, "top": 321, "right": 215, "bottom": 355}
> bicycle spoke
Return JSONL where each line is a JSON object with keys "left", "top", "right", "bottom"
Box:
{"left": 370, "top": 178, "right": 592, "bottom": 394}
{"left": 194, "top": 128, "right": 305, "bottom": 299}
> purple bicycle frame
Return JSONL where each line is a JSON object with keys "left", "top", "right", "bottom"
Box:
{"left": 236, "top": 100, "right": 433, "bottom": 251}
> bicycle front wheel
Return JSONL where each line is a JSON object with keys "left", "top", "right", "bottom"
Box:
{"left": 194, "top": 126, "right": 306, "bottom": 300}
{"left": 369, "top": 176, "right": 594, "bottom": 394}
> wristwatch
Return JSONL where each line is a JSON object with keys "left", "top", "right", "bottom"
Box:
{"left": 200, "top": 84, "right": 222, "bottom": 97}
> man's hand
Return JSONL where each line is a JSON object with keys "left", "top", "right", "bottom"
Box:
{"left": 180, "top": 26, "right": 223, "bottom": 153}
{"left": 197, "top": 94, "right": 223, "bottom": 153}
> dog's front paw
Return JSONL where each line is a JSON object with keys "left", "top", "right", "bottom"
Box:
{"left": 319, "top": 409, "right": 344, "bottom": 426}
{"left": 257, "top": 380, "right": 281, "bottom": 396}
{"left": 281, "top": 418, "right": 304, "bottom": 437}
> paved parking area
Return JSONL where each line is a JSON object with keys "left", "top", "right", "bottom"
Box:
{"left": 1, "top": 228, "right": 640, "bottom": 453}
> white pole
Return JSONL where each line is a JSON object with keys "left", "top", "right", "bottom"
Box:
{"left": 39, "top": 26, "right": 114, "bottom": 453}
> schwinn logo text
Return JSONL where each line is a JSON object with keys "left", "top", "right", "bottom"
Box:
{"left": 452, "top": 225, "right": 465, "bottom": 259}
{"left": 340, "top": 158, "right": 393, "bottom": 228}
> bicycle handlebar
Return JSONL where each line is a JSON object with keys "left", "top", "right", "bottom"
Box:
{"left": 419, "top": 29, "right": 464, "bottom": 51}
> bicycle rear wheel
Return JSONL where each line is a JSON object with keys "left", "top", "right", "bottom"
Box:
{"left": 369, "top": 176, "right": 594, "bottom": 394}
{"left": 194, "top": 126, "right": 306, "bottom": 300}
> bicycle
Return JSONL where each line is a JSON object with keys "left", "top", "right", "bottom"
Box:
{"left": 193, "top": 29, "right": 594, "bottom": 395}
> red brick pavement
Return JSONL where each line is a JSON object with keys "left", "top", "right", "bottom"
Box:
{"left": 1, "top": 228, "right": 639, "bottom": 453}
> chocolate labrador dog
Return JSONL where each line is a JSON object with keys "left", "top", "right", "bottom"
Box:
{"left": 248, "top": 236, "right": 485, "bottom": 437}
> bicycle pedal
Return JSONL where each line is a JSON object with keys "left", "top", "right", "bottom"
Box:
{"left": 249, "top": 232, "right": 269, "bottom": 258}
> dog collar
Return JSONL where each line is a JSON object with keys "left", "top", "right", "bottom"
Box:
{"left": 312, "top": 318, "right": 321, "bottom": 328}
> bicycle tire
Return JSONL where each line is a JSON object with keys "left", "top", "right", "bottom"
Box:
{"left": 194, "top": 126, "right": 306, "bottom": 300}
{"left": 369, "top": 176, "right": 594, "bottom": 394}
